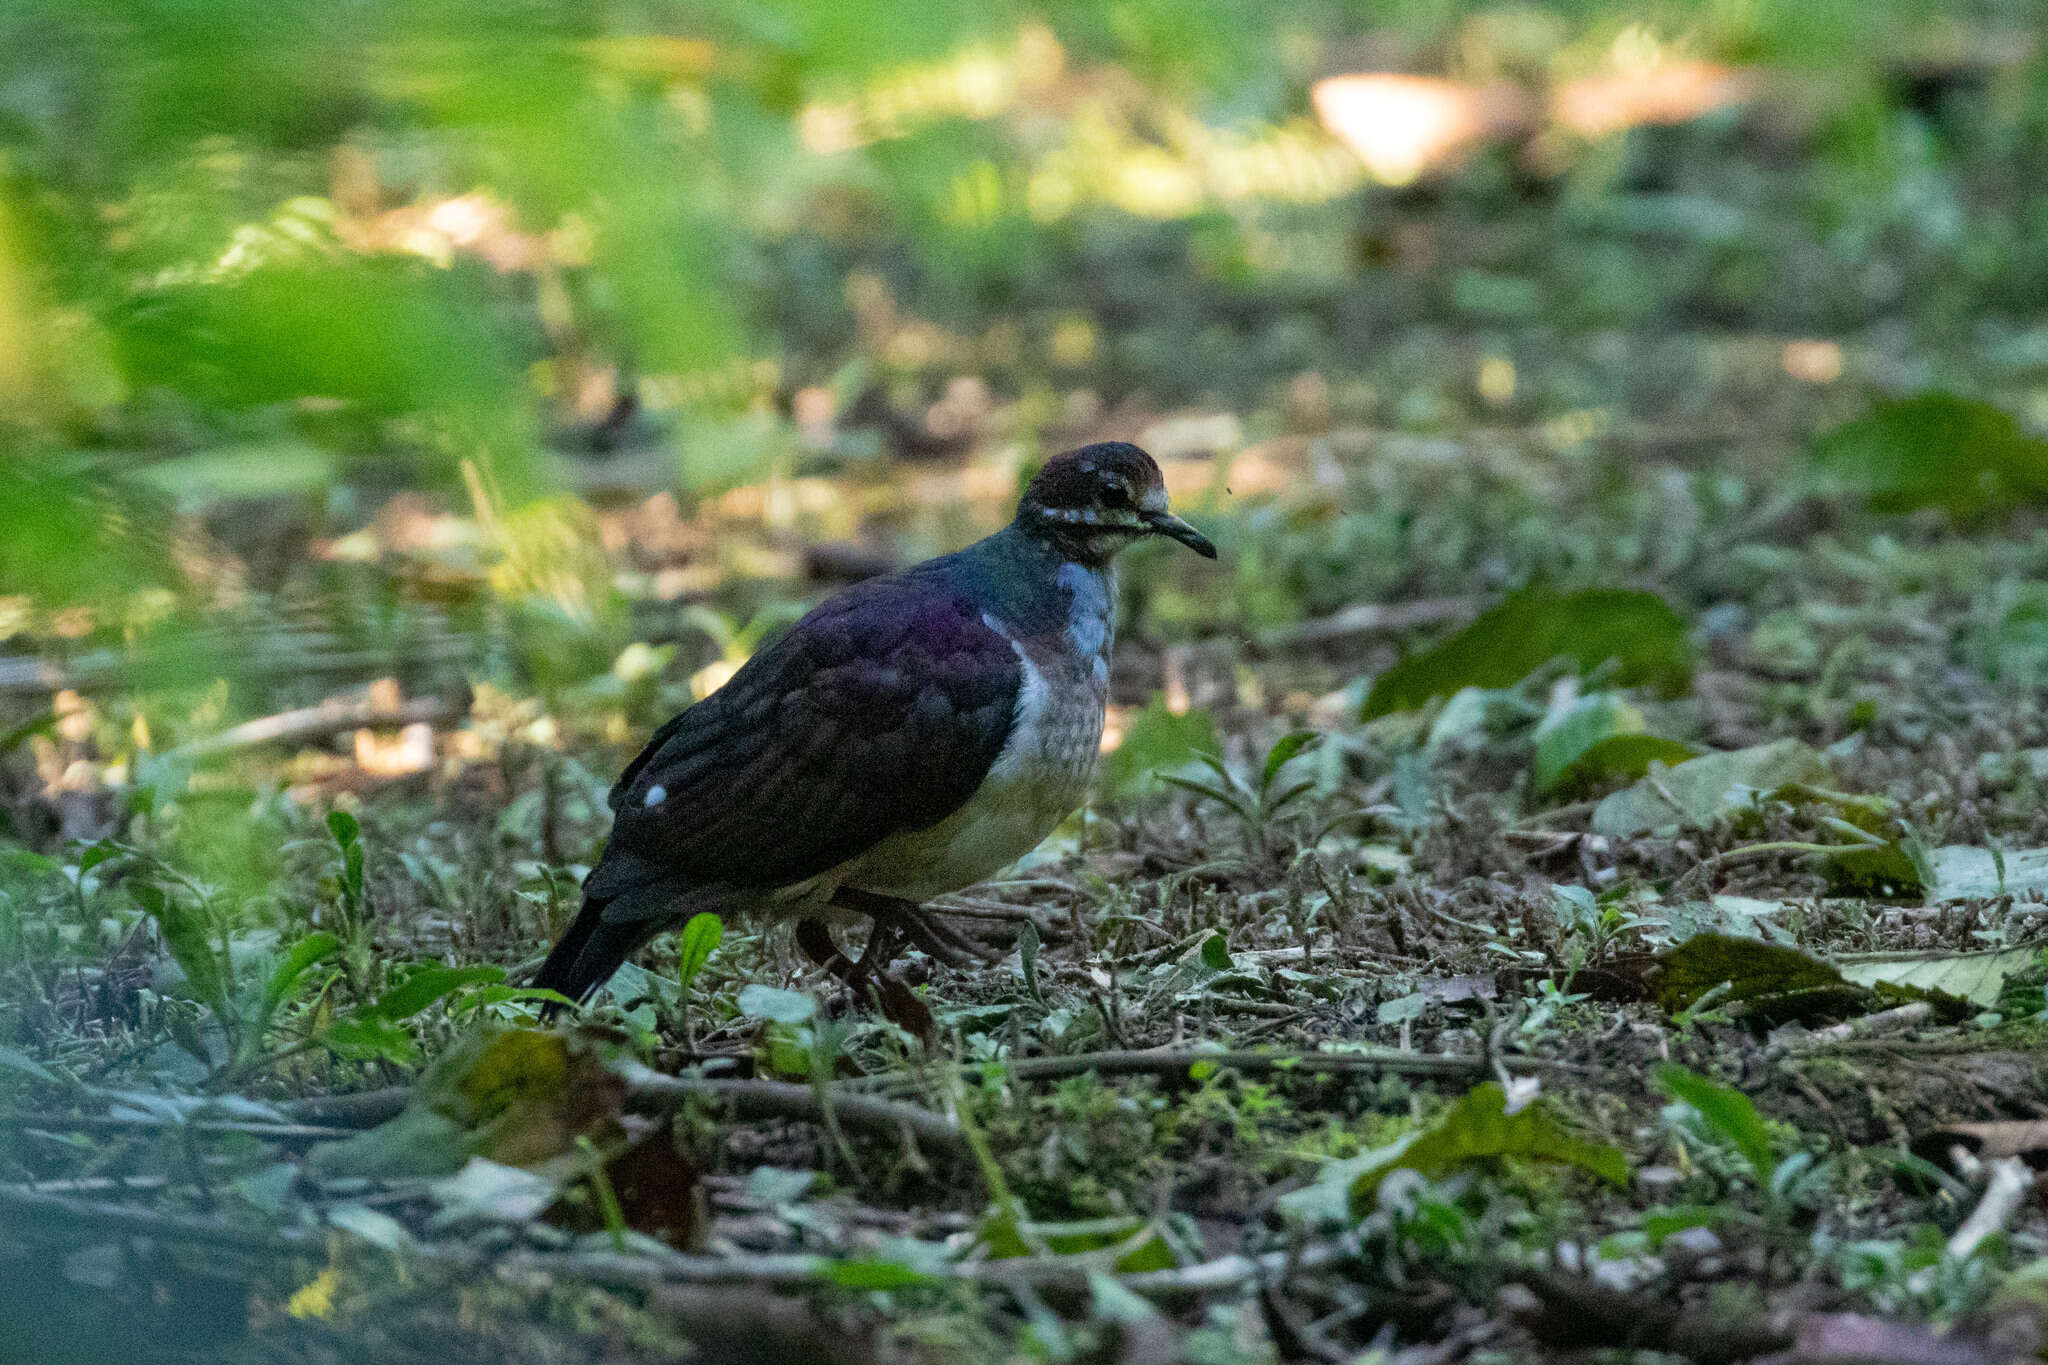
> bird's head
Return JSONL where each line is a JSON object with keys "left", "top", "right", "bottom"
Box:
{"left": 1015, "top": 442, "right": 1217, "bottom": 566}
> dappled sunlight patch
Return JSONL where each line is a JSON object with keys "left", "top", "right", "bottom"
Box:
{"left": 1313, "top": 74, "right": 1531, "bottom": 185}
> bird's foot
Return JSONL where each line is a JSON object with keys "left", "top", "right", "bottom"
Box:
{"left": 794, "top": 915, "right": 933, "bottom": 1037}
{"left": 828, "top": 888, "right": 999, "bottom": 967}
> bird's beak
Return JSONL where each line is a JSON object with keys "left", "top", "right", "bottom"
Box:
{"left": 1143, "top": 510, "right": 1218, "bottom": 558}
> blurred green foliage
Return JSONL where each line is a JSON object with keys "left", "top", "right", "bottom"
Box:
{"left": 0, "top": 0, "right": 2018, "bottom": 490}
{"left": 4, "top": 0, "right": 2048, "bottom": 727}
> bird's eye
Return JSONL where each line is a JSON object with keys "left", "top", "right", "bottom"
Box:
{"left": 1101, "top": 484, "right": 1132, "bottom": 510}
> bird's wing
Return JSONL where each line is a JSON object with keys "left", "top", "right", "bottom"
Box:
{"left": 588, "top": 574, "right": 1024, "bottom": 901}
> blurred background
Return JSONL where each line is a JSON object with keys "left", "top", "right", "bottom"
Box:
{"left": 3, "top": 0, "right": 2046, "bottom": 885}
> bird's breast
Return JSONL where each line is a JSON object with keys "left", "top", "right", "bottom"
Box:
{"left": 838, "top": 575, "right": 1113, "bottom": 901}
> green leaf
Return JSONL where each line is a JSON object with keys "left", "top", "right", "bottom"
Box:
{"left": 324, "top": 1015, "right": 419, "bottom": 1065}
{"left": 134, "top": 883, "right": 229, "bottom": 1018}
{"left": 1652, "top": 930, "right": 1977, "bottom": 1025}
{"left": 0, "top": 1045, "right": 56, "bottom": 1084}
{"left": 1654, "top": 1064, "right": 1775, "bottom": 1183}
{"left": 1811, "top": 392, "right": 2048, "bottom": 515}
{"left": 1650, "top": 930, "right": 1861, "bottom": 1022}
{"left": 326, "top": 809, "right": 360, "bottom": 850}
{"left": 820, "top": 1258, "right": 932, "bottom": 1290}
{"left": 1532, "top": 697, "right": 1703, "bottom": 798}
{"left": 133, "top": 442, "right": 338, "bottom": 506}
{"left": 1017, "top": 919, "right": 1046, "bottom": 1008}
{"left": 1837, "top": 947, "right": 2043, "bottom": 1009}
{"left": 260, "top": 932, "right": 340, "bottom": 1020}
{"left": 1200, "top": 933, "right": 1233, "bottom": 971}
{"left": 1259, "top": 730, "right": 1320, "bottom": 795}
{"left": 0, "top": 850, "right": 60, "bottom": 880}
{"left": 980, "top": 1214, "right": 1182, "bottom": 1271}
{"left": 674, "top": 913, "right": 723, "bottom": 990}
{"left": 1925, "top": 845, "right": 2048, "bottom": 902}
{"left": 368, "top": 965, "right": 507, "bottom": 1021}
{"left": 1098, "top": 695, "right": 1220, "bottom": 799}
{"left": 1377, "top": 991, "right": 1427, "bottom": 1026}
{"left": 1266, "top": 779, "right": 1317, "bottom": 815}
{"left": 1641, "top": 1205, "right": 1740, "bottom": 1247}
{"left": 1157, "top": 772, "right": 1252, "bottom": 821}
{"left": 1363, "top": 586, "right": 1692, "bottom": 720}
{"left": 1348, "top": 1082, "right": 1628, "bottom": 1208}
{"left": 1532, "top": 692, "right": 1638, "bottom": 795}
{"left": 1591, "top": 739, "right": 1832, "bottom": 838}
{"left": 736, "top": 984, "right": 817, "bottom": 1025}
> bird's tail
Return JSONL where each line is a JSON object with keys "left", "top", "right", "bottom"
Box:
{"left": 532, "top": 852, "right": 673, "bottom": 1010}
{"left": 532, "top": 903, "right": 644, "bottom": 1010}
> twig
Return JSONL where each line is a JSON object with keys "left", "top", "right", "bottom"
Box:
{"left": 928, "top": 897, "right": 1062, "bottom": 929}
{"left": 167, "top": 695, "right": 456, "bottom": 762}
{"left": 487, "top": 1233, "right": 1350, "bottom": 1305}
{"left": 1513, "top": 801, "right": 1597, "bottom": 830}
{"left": 1256, "top": 596, "right": 1480, "bottom": 650}
{"left": 286, "top": 1071, "right": 964, "bottom": 1152}
{"left": 286, "top": 1086, "right": 413, "bottom": 1127}
{"left": 864, "top": 1047, "right": 1559, "bottom": 1095}
{"left": 1673, "top": 840, "right": 1870, "bottom": 897}
{"left": 1762, "top": 1003, "right": 1934, "bottom": 1061}
{"left": 998, "top": 1047, "right": 1520, "bottom": 1083}
{"left": 0, "top": 1184, "right": 311, "bottom": 1253}
{"left": 0, "top": 1110, "right": 359, "bottom": 1144}
{"left": 1947, "top": 1156, "right": 2034, "bottom": 1262}
{"left": 0, "top": 1174, "right": 1344, "bottom": 1307}
{"left": 1197, "top": 998, "right": 1303, "bottom": 1019}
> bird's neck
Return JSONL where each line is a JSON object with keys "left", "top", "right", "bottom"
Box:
{"left": 961, "top": 526, "right": 1120, "bottom": 653}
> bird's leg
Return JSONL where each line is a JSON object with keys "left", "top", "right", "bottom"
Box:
{"left": 795, "top": 917, "right": 854, "bottom": 978}
{"left": 796, "top": 908, "right": 932, "bottom": 1037}
{"left": 848, "top": 916, "right": 907, "bottom": 988}
{"left": 828, "top": 887, "right": 998, "bottom": 966}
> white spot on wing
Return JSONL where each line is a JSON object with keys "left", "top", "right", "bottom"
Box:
{"left": 643, "top": 784, "right": 666, "bottom": 807}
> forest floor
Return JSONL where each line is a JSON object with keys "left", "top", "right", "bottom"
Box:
{"left": 15, "top": 387, "right": 2048, "bottom": 1364}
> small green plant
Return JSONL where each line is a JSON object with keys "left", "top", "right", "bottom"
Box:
{"left": 1518, "top": 977, "right": 1590, "bottom": 1037}
{"left": 131, "top": 877, "right": 339, "bottom": 1079}
{"left": 1550, "top": 883, "right": 1662, "bottom": 969}
{"left": 671, "top": 911, "right": 722, "bottom": 1049}
{"left": 1654, "top": 1064, "right": 1830, "bottom": 1225}
{"left": 1161, "top": 731, "right": 1321, "bottom": 859}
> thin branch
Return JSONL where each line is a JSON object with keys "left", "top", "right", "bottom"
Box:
{"left": 998, "top": 1047, "right": 1526, "bottom": 1082}
{"left": 0, "top": 1174, "right": 1346, "bottom": 1307}
{"left": 488, "top": 1232, "right": 1351, "bottom": 1305}
{"left": 285, "top": 1087, "right": 412, "bottom": 1128}
{"left": 286, "top": 1071, "right": 963, "bottom": 1151}
{"left": 624, "top": 1071, "right": 962, "bottom": 1152}
{"left": 1947, "top": 1156, "right": 2034, "bottom": 1262}
{"left": 167, "top": 695, "right": 456, "bottom": 762}
{"left": 0, "top": 1110, "right": 358, "bottom": 1144}
{"left": 1762, "top": 1002, "right": 1935, "bottom": 1061}
{"left": 0, "top": 1184, "right": 311, "bottom": 1253}
{"left": 1256, "top": 596, "right": 1480, "bottom": 650}
{"left": 863, "top": 1046, "right": 1563, "bottom": 1096}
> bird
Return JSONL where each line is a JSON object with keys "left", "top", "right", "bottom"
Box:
{"left": 533, "top": 441, "right": 1216, "bottom": 1009}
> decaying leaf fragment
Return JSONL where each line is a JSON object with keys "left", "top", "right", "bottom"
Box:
{"left": 1347, "top": 1081, "right": 1628, "bottom": 1210}
{"left": 1651, "top": 931, "right": 1975, "bottom": 1026}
